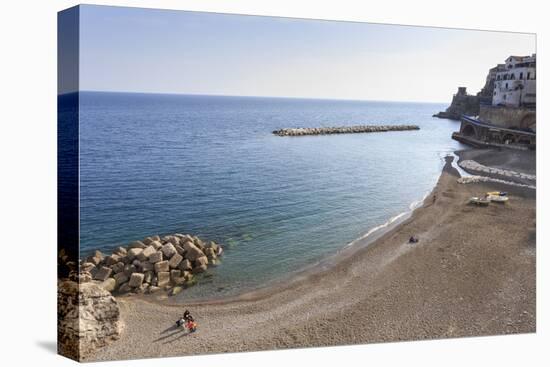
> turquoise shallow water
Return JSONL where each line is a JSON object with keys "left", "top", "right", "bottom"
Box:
{"left": 77, "top": 92, "right": 462, "bottom": 300}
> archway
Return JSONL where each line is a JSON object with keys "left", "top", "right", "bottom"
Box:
{"left": 462, "top": 124, "right": 476, "bottom": 137}
{"left": 502, "top": 134, "right": 515, "bottom": 144}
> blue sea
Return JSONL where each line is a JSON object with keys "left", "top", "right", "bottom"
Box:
{"left": 76, "top": 92, "right": 462, "bottom": 300}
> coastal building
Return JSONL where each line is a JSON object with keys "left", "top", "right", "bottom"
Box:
{"left": 477, "top": 64, "right": 506, "bottom": 105}
{"left": 492, "top": 54, "right": 536, "bottom": 108}
{"left": 450, "top": 54, "right": 536, "bottom": 149}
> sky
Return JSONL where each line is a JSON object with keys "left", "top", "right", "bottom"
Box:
{"left": 66, "top": 5, "right": 536, "bottom": 103}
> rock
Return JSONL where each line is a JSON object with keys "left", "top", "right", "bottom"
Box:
{"left": 193, "top": 237, "right": 205, "bottom": 250}
{"left": 210, "top": 258, "right": 221, "bottom": 266}
{"left": 151, "top": 235, "right": 161, "bottom": 241}
{"left": 154, "top": 260, "right": 169, "bottom": 273}
{"left": 128, "top": 273, "right": 145, "bottom": 288}
{"left": 182, "top": 241, "right": 205, "bottom": 261}
{"left": 127, "top": 248, "right": 143, "bottom": 261}
{"left": 113, "top": 246, "right": 127, "bottom": 256}
{"left": 132, "top": 259, "right": 141, "bottom": 268}
{"left": 168, "top": 253, "right": 183, "bottom": 268}
{"left": 185, "top": 275, "right": 197, "bottom": 287}
{"left": 118, "top": 282, "right": 132, "bottom": 293}
{"left": 136, "top": 250, "right": 149, "bottom": 262}
{"left": 111, "top": 262, "right": 125, "bottom": 274}
{"left": 135, "top": 283, "right": 148, "bottom": 294}
{"left": 169, "top": 286, "right": 183, "bottom": 296}
{"left": 174, "top": 244, "right": 185, "bottom": 256}
{"left": 74, "top": 270, "right": 93, "bottom": 283}
{"left": 141, "top": 245, "right": 156, "bottom": 259}
{"left": 205, "top": 241, "right": 219, "bottom": 252}
{"left": 142, "top": 237, "right": 155, "bottom": 246}
{"left": 178, "top": 259, "right": 193, "bottom": 271}
{"left": 192, "top": 264, "right": 207, "bottom": 274}
{"left": 100, "top": 278, "right": 116, "bottom": 292}
{"left": 150, "top": 240, "right": 163, "bottom": 250}
{"left": 104, "top": 254, "right": 121, "bottom": 267}
{"left": 163, "top": 236, "right": 180, "bottom": 246}
{"left": 170, "top": 269, "right": 182, "bottom": 280}
{"left": 58, "top": 280, "right": 122, "bottom": 360}
{"left": 157, "top": 271, "right": 170, "bottom": 287}
{"left": 139, "top": 261, "right": 154, "bottom": 272}
{"left": 178, "top": 234, "right": 194, "bottom": 244}
{"left": 147, "top": 285, "right": 161, "bottom": 294}
{"left": 143, "top": 271, "right": 154, "bottom": 284}
{"left": 86, "top": 254, "right": 102, "bottom": 266}
{"left": 204, "top": 247, "right": 217, "bottom": 259}
{"left": 81, "top": 262, "right": 96, "bottom": 273}
{"left": 93, "top": 266, "right": 112, "bottom": 281}
{"left": 169, "top": 237, "right": 181, "bottom": 246}
{"left": 113, "top": 272, "right": 129, "bottom": 287}
{"left": 123, "top": 264, "right": 137, "bottom": 277}
{"left": 128, "top": 241, "right": 146, "bottom": 249}
{"left": 172, "top": 272, "right": 187, "bottom": 285}
{"left": 195, "top": 256, "right": 209, "bottom": 267}
{"left": 148, "top": 251, "right": 163, "bottom": 264}
{"left": 161, "top": 243, "right": 177, "bottom": 259}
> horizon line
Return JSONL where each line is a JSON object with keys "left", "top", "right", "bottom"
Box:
{"left": 59, "top": 90, "right": 449, "bottom": 104}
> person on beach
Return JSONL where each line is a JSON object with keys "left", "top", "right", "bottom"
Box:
{"left": 183, "top": 310, "right": 193, "bottom": 322}
{"left": 182, "top": 310, "right": 197, "bottom": 332}
{"left": 176, "top": 310, "right": 193, "bottom": 328}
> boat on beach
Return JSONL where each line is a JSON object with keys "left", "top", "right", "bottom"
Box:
{"left": 487, "top": 194, "right": 509, "bottom": 203}
{"left": 469, "top": 196, "right": 491, "bottom": 206}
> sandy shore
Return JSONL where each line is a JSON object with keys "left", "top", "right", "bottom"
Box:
{"left": 87, "top": 152, "right": 536, "bottom": 361}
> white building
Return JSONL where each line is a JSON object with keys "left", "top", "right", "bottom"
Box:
{"left": 492, "top": 54, "right": 536, "bottom": 107}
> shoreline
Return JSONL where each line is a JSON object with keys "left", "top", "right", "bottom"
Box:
{"left": 88, "top": 150, "right": 535, "bottom": 361}
{"left": 146, "top": 163, "right": 442, "bottom": 306}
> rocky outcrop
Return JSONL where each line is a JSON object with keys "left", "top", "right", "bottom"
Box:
{"left": 434, "top": 87, "right": 480, "bottom": 120}
{"left": 82, "top": 233, "right": 223, "bottom": 297}
{"left": 58, "top": 280, "right": 122, "bottom": 361}
{"left": 272, "top": 124, "right": 419, "bottom": 136}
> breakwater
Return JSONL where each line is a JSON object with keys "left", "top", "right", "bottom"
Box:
{"left": 272, "top": 124, "right": 420, "bottom": 136}
{"left": 80, "top": 233, "right": 223, "bottom": 297}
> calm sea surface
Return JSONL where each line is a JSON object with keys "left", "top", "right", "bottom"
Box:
{"left": 77, "top": 92, "right": 462, "bottom": 300}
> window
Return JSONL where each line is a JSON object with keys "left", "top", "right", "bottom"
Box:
{"left": 527, "top": 72, "right": 531, "bottom": 79}
{"left": 506, "top": 82, "right": 508, "bottom": 89}
{"left": 519, "top": 72, "right": 523, "bottom": 79}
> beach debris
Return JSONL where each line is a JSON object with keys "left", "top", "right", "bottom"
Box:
{"left": 408, "top": 236, "right": 419, "bottom": 244}
{"left": 272, "top": 124, "right": 420, "bottom": 136}
{"left": 80, "top": 233, "right": 223, "bottom": 297}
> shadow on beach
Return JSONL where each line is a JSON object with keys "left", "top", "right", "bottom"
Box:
{"left": 153, "top": 325, "right": 190, "bottom": 344}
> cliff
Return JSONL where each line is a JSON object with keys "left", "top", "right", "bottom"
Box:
{"left": 433, "top": 87, "right": 480, "bottom": 120}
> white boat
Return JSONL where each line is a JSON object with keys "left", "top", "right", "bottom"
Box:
{"left": 487, "top": 194, "right": 509, "bottom": 203}
{"left": 469, "top": 196, "right": 490, "bottom": 206}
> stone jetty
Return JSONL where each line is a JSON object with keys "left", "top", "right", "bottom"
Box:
{"left": 272, "top": 124, "right": 419, "bottom": 136}
{"left": 80, "top": 233, "right": 223, "bottom": 297}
